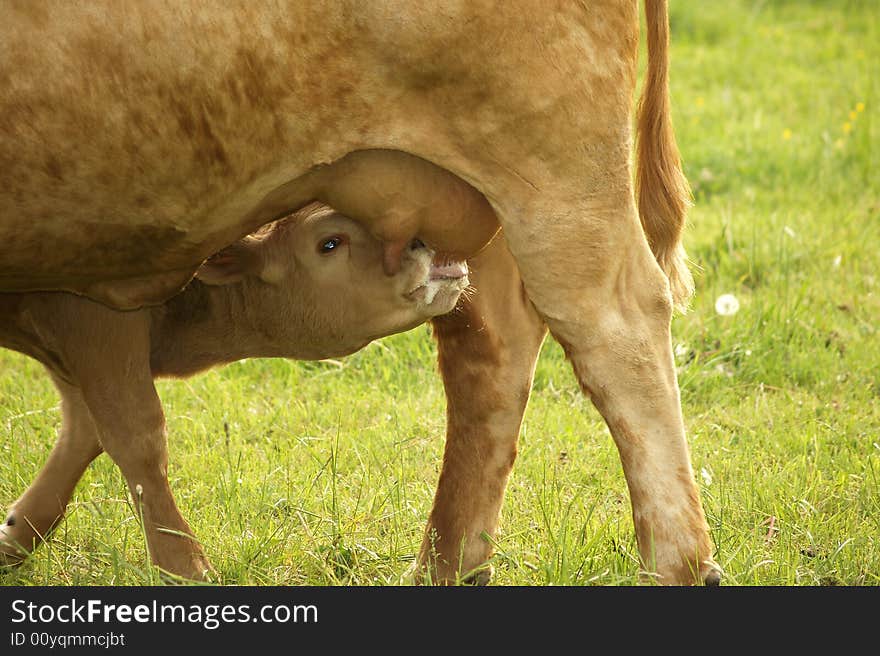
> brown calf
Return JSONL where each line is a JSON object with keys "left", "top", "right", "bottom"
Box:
{"left": 0, "top": 203, "right": 468, "bottom": 578}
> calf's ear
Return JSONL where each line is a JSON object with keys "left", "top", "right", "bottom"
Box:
{"left": 195, "top": 237, "right": 263, "bottom": 286}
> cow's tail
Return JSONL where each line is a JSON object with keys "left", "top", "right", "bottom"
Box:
{"left": 636, "top": 0, "right": 694, "bottom": 311}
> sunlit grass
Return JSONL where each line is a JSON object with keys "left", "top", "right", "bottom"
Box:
{"left": 1, "top": 0, "right": 877, "bottom": 585}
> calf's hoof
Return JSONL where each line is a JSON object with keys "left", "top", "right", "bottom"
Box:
{"left": 406, "top": 559, "right": 494, "bottom": 586}
{"left": 157, "top": 554, "right": 216, "bottom": 583}
{"left": 158, "top": 561, "right": 218, "bottom": 584}
{"left": 0, "top": 526, "right": 31, "bottom": 567}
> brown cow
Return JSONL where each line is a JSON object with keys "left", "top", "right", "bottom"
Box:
{"left": 0, "top": 202, "right": 468, "bottom": 577}
{"left": 0, "top": 0, "right": 721, "bottom": 584}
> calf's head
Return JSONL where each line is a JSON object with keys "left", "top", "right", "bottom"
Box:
{"left": 195, "top": 202, "right": 469, "bottom": 359}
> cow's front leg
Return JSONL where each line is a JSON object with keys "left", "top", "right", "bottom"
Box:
{"left": 417, "top": 235, "right": 546, "bottom": 584}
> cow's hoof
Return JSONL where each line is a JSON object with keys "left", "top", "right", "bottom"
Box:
{"left": 461, "top": 564, "right": 493, "bottom": 586}
{"left": 702, "top": 561, "right": 723, "bottom": 586}
{"left": 401, "top": 559, "right": 422, "bottom": 585}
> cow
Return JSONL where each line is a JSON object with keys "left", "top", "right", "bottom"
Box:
{"left": 0, "top": 202, "right": 470, "bottom": 577}
{"left": 0, "top": 0, "right": 721, "bottom": 584}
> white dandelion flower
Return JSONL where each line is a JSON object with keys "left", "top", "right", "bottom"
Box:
{"left": 715, "top": 293, "right": 740, "bottom": 316}
{"left": 701, "top": 467, "right": 713, "bottom": 486}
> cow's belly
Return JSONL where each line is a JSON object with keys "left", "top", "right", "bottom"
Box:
{"left": 0, "top": 0, "right": 636, "bottom": 308}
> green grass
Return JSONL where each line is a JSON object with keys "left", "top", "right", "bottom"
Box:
{"left": 1, "top": 0, "right": 878, "bottom": 585}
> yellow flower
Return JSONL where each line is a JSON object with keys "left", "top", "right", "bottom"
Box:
{"left": 782, "top": 128, "right": 792, "bottom": 140}
{"left": 843, "top": 122, "right": 852, "bottom": 134}
{"left": 849, "top": 111, "right": 857, "bottom": 121}
{"left": 856, "top": 102, "right": 865, "bottom": 113}
{"left": 695, "top": 96, "right": 705, "bottom": 108}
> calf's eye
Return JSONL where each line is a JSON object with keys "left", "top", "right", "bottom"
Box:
{"left": 318, "top": 237, "right": 343, "bottom": 254}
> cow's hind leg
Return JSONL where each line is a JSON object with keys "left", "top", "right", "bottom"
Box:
{"left": 1, "top": 378, "right": 102, "bottom": 563}
{"left": 416, "top": 235, "right": 547, "bottom": 584}
{"left": 501, "top": 189, "right": 720, "bottom": 585}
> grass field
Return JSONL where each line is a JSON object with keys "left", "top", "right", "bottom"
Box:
{"left": 1, "top": 0, "right": 877, "bottom": 586}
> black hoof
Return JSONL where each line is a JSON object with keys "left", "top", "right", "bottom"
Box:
{"left": 704, "top": 569, "right": 722, "bottom": 586}
{"left": 462, "top": 565, "right": 493, "bottom": 586}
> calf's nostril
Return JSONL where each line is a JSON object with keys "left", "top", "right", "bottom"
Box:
{"left": 409, "top": 238, "right": 426, "bottom": 250}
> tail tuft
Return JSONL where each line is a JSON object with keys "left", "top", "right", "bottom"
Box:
{"left": 636, "top": 0, "right": 694, "bottom": 312}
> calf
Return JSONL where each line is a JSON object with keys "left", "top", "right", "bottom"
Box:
{"left": 0, "top": 202, "right": 468, "bottom": 578}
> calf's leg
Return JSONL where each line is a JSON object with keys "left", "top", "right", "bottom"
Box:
{"left": 29, "top": 299, "right": 212, "bottom": 580}
{"left": 417, "top": 235, "right": 546, "bottom": 584}
{"left": 1, "top": 378, "right": 102, "bottom": 562}
{"left": 78, "top": 371, "right": 212, "bottom": 581}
